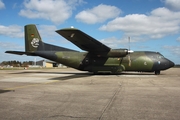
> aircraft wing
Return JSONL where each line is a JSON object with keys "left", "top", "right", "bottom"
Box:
{"left": 56, "top": 28, "right": 111, "bottom": 54}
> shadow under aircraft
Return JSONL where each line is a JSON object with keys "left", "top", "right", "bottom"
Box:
{"left": 6, "top": 24, "right": 174, "bottom": 75}
{"left": 9, "top": 71, "right": 92, "bottom": 81}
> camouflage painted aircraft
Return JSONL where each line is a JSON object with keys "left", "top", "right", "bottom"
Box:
{"left": 6, "top": 24, "right": 174, "bottom": 75}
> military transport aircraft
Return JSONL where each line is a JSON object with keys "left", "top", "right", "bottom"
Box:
{"left": 5, "top": 24, "right": 174, "bottom": 75}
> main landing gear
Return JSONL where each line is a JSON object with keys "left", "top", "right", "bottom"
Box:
{"left": 155, "top": 70, "right": 160, "bottom": 75}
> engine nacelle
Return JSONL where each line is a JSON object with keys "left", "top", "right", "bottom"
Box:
{"left": 107, "top": 49, "right": 128, "bottom": 57}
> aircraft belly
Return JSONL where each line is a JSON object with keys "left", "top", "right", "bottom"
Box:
{"left": 84, "top": 66, "right": 124, "bottom": 73}
{"left": 83, "top": 57, "right": 123, "bottom": 73}
{"left": 35, "top": 51, "right": 58, "bottom": 61}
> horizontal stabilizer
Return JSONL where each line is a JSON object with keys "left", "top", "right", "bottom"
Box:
{"left": 5, "top": 51, "right": 37, "bottom": 56}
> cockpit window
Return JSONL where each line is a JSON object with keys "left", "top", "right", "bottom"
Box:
{"left": 158, "top": 55, "right": 164, "bottom": 59}
{"left": 147, "top": 52, "right": 165, "bottom": 59}
{"left": 156, "top": 52, "right": 164, "bottom": 59}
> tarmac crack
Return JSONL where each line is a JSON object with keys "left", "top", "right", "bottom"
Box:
{"left": 149, "top": 79, "right": 156, "bottom": 86}
{"left": 98, "top": 81, "right": 123, "bottom": 120}
{"left": 47, "top": 114, "right": 97, "bottom": 119}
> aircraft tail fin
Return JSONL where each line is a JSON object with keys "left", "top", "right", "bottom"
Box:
{"left": 24, "top": 24, "right": 77, "bottom": 52}
{"left": 25, "top": 24, "right": 42, "bottom": 52}
{"left": 5, "top": 24, "right": 78, "bottom": 56}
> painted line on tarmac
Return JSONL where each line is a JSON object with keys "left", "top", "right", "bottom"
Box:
{"left": 3, "top": 80, "right": 59, "bottom": 91}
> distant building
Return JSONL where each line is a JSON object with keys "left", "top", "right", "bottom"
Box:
{"left": 36, "top": 60, "right": 66, "bottom": 68}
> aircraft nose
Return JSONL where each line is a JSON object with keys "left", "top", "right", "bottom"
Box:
{"left": 169, "top": 60, "right": 175, "bottom": 68}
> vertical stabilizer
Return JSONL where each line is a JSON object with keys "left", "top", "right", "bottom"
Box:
{"left": 25, "top": 24, "right": 42, "bottom": 52}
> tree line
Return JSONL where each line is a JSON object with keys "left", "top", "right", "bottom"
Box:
{"left": 0, "top": 61, "right": 34, "bottom": 67}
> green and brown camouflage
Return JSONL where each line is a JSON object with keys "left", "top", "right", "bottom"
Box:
{"left": 6, "top": 24, "right": 174, "bottom": 75}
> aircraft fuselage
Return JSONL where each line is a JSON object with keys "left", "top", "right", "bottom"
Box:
{"left": 35, "top": 50, "right": 174, "bottom": 74}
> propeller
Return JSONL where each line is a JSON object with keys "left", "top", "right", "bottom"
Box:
{"left": 128, "top": 37, "right": 133, "bottom": 66}
{"left": 128, "top": 36, "right": 134, "bottom": 53}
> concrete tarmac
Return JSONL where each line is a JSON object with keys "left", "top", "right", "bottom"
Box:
{"left": 0, "top": 68, "right": 180, "bottom": 120}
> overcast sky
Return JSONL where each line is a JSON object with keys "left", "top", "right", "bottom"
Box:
{"left": 0, "top": 0, "right": 180, "bottom": 64}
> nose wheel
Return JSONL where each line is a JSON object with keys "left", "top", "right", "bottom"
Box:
{"left": 155, "top": 70, "right": 160, "bottom": 75}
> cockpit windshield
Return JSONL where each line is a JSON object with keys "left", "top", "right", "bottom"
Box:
{"left": 158, "top": 55, "right": 164, "bottom": 59}
{"left": 157, "top": 52, "right": 164, "bottom": 59}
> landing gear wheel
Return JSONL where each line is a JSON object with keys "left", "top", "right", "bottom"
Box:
{"left": 93, "top": 72, "right": 98, "bottom": 75}
{"left": 155, "top": 70, "right": 160, "bottom": 75}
